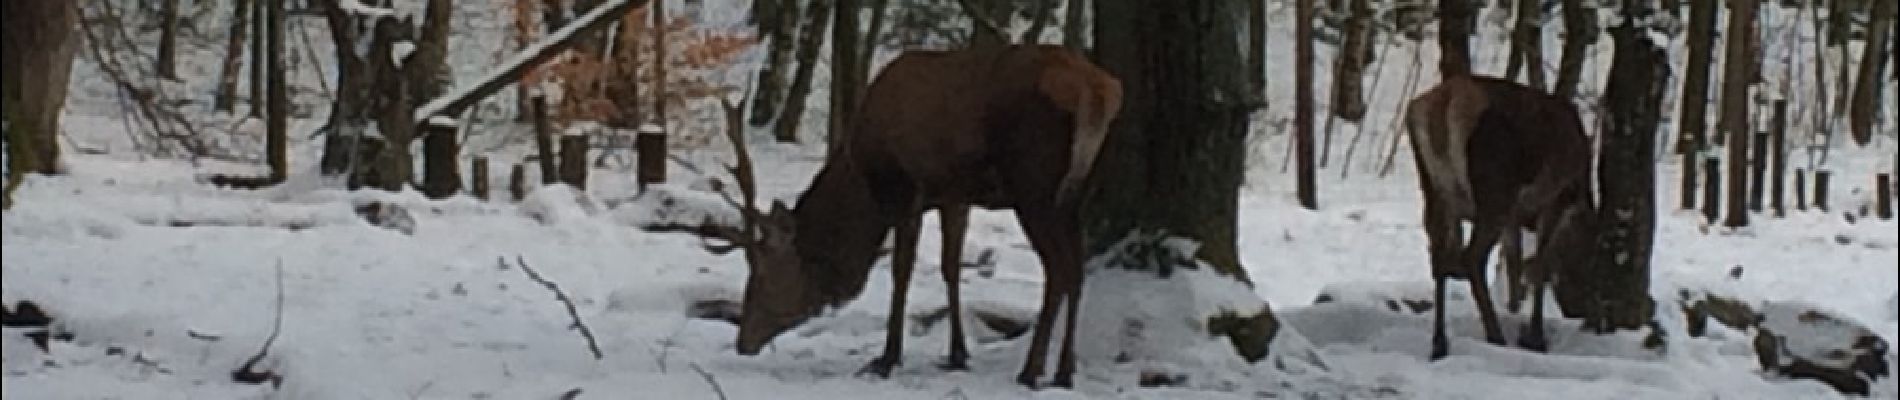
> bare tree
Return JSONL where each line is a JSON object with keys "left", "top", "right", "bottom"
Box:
{"left": 1330, "top": 0, "right": 1372, "bottom": 123}
{"left": 1553, "top": 0, "right": 1595, "bottom": 98}
{"left": 216, "top": 0, "right": 253, "bottom": 112}
{"left": 1296, "top": 0, "right": 1317, "bottom": 209}
{"left": 1720, "top": 0, "right": 1755, "bottom": 228}
{"left": 1504, "top": 0, "right": 1546, "bottom": 90}
{"left": 1064, "top": 0, "right": 1088, "bottom": 49}
{"left": 1438, "top": 0, "right": 1473, "bottom": 76}
{"left": 267, "top": 0, "right": 288, "bottom": 182}
{"left": 252, "top": 0, "right": 267, "bottom": 117}
{"left": 774, "top": 0, "right": 833, "bottom": 144}
{"left": 830, "top": 0, "right": 865, "bottom": 156}
{"left": 1676, "top": 0, "right": 1716, "bottom": 209}
{"left": 157, "top": 0, "right": 181, "bottom": 80}
{"left": 653, "top": 0, "right": 670, "bottom": 125}
{"left": 2, "top": 0, "right": 77, "bottom": 207}
{"left": 1849, "top": 0, "right": 1895, "bottom": 146}
{"left": 1248, "top": 0, "right": 1266, "bottom": 94}
{"left": 749, "top": 0, "right": 802, "bottom": 127}
{"left": 1583, "top": 0, "right": 1668, "bottom": 332}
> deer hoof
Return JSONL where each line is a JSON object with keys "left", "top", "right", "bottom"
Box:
{"left": 1049, "top": 374, "right": 1074, "bottom": 389}
{"left": 857, "top": 357, "right": 899, "bottom": 378}
{"left": 1518, "top": 334, "right": 1549, "bottom": 353}
{"left": 1015, "top": 372, "right": 1041, "bottom": 388}
{"left": 1429, "top": 337, "right": 1450, "bottom": 361}
{"left": 937, "top": 357, "right": 969, "bottom": 371}
{"left": 1484, "top": 335, "right": 1508, "bottom": 347}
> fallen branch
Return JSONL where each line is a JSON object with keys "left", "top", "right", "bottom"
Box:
{"left": 507, "top": 256, "right": 603, "bottom": 359}
{"left": 688, "top": 362, "right": 730, "bottom": 400}
{"left": 232, "top": 260, "right": 286, "bottom": 387}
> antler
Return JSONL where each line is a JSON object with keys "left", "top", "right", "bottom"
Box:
{"left": 700, "top": 93, "right": 762, "bottom": 254}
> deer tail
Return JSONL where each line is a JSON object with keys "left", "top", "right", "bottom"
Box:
{"left": 1045, "top": 60, "right": 1122, "bottom": 207}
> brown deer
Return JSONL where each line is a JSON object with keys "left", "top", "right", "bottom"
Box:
{"left": 1405, "top": 74, "right": 1596, "bottom": 360}
{"left": 706, "top": 44, "right": 1121, "bottom": 388}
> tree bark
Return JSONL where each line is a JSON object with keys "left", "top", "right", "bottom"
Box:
{"left": 1579, "top": 4, "right": 1667, "bottom": 334}
{"left": 1505, "top": 0, "right": 1545, "bottom": 90}
{"left": 1330, "top": 0, "right": 1371, "bottom": 122}
{"left": 157, "top": 0, "right": 181, "bottom": 80}
{"left": 252, "top": 0, "right": 268, "bottom": 117}
{"left": 1295, "top": 0, "right": 1317, "bottom": 209}
{"left": 216, "top": 0, "right": 252, "bottom": 112}
{"left": 1849, "top": 0, "right": 1895, "bottom": 146}
{"left": 774, "top": 0, "right": 834, "bottom": 144}
{"left": 1248, "top": 0, "right": 1267, "bottom": 95}
{"left": 652, "top": 0, "right": 670, "bottom": 125}
{"left": 830, "top": 0, "right": 864, "bottom": 156}
{"left": 422, "top": 122, "right": 462, "bottom": 198}
{"left": 751, "top": 0, "right": 802, "bottom": 127}
{"left": 267, "top": 0, "right": 288, "bottom": 183}
{"left": 2, "top": 0, "right": 77, "bottom": 207}
{"left": 1438, "top": 0, "right": 1473, "bottom": 76}
{"left": 1676, "top": 0, "right": 1715, "bottom": 210}
{"left": 1553, "top": 0, "right": 1594, "bottom": 98}
{"left": 1089, "top": 0, "right": 1279, "bottom": 361}
{"left": 1720, "top": 0, "right": 1754, "bottom": 228}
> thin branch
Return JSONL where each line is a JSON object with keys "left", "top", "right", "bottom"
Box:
{"left": 688, "top": 363, "right": 730, "bottom": 400}
{"left": 232, "top": 259, "right": 285, "bottom": 386}
{"left": 508, "top": 256, "right": 603, "bottom": 359}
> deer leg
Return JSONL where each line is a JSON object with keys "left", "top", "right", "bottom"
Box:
{"left": 938, "top": 204, "right": 972, "bottom": 371}
{"left": 1425, "top": 205, "right": 1461, "bottom": 360}
{"left": 1503, "top": 227, "right": 1527, "bottom": 314}
{"left": 1461, "top": 222, "right": 1509, "bottom": 347}
{"left": 861, "top": 211, "right": 923, "bottom": 378}
{"left": 1519, "top": 251, "right": 1551, "bottom": 352}
{"left": 1014, "top": 208, "right": 1070, "bottom": 388}
{"left": 1050, "top": 216, "right": 1085, "bottom": 388}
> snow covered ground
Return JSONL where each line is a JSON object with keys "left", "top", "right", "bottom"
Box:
{"left": 4, "top": 1, "right": 1897, "bottom": 399}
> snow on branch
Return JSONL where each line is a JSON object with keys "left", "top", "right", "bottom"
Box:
{"left": 412, "top": 0, "right": 649, "bottom": 124}
{"left": 338, "top": 0, "right": 396, "bottom": 19}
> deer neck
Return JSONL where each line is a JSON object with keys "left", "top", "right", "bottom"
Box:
{"left": 792, "top": 159, "right": 891, "bottom": 308}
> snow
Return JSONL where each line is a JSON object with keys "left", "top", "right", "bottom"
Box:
{"left": 6, "top": 1, "right": 1897, "bottom": 399}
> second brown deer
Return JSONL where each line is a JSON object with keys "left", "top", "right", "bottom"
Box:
{"left": 706, "top": 44, "right": 1121, "bottom": 388}
{"left": 1406, "top": 74, "right": 1597, "bottom": 360}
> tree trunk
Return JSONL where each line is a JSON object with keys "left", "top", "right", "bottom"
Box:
{"left": 216, "top": 0, "right": 253, "bottom": 112}
{"left": 417, "top": 0, "right": 457, "bottom": 197}
{"left": 1579, "top": 5, "right": 1667, "bottom": 333}
{"left": 1438, "top": 0, "right": 1473, "bottom": 76}
{"left": 774, "top": 0, "right": 834, "bottom": 144}
{"left": 1720, "top": 0, "right": 1754, "bottom": 228}
{"left": 1247, "top": 0, "right": 1266, "bottom": 95}
{"left": 1677, "top": 0, "right": 1715, "bottom": 155}
{"left": 2, "top": 0, "right": 77, "bottom": 207}
{"left": 750, "top": 0, "right": 802, "bottom": 127}
{"left": 267, "top": 0, "right": 288, "bottom": 183}
{"left": 157, "top": 0, "right": 181, "bottom": 80}
{"left": 1021, "top": 0, "right": 1055, "bottom": 43}
{"left": 1553, "top": 0, "right": 1594, "bottom": 98}
{"left": 1330, "top": 0, "right": 1371, "bottom": 122}
{"left": 1065, "top": 0, "right": 1088, "bottom": 50}
{"left": 1771, "top": 100, "right": 1787, "bottom": 217}
{"left": 830, "top": 0, "right": 864, "bottom": 157}
{"left": 422, "top": 122, "right": 462, "bottom": 198}
{"left": 1505, "top": 0, "right": 1545, "bottom": 90}
{"left": 1293, "top": 0, "right": 1317, "bottom": 209}
{"left": 653, "top": 0, "right": 670, "bottom": 125}
{"left": 1090, "top": 0, "right": 1280, "bottom": 362}
{"left": 252, "top": 0, "right": 268, "bottom": 117}
{"left": 861, "top": 0, "right": 890, "bottom": 68}
{"left": 1849, "top": 0, "right": 1895, "bottom": 146}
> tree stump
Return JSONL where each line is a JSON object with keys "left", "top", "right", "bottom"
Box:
{"left": 559, "top": 135, "right": 589, "bottom": 190}
{"left": 421, "top": 120, "right": 461, "bottom": 199}
{"left": 1703, "top": 156, "right": 1721, "bottom": 223}
{"left": 1815, "top": 170, "right": 1831, "bottom": 212}
{"left": 510, "top": 163, "right": 527, "bottom": 202}
{"left": 1877, "top": 173, "right": 1893, "bottom": 220}
{"left": 471, "top": 156, "right": 490, "bottom": 201}
{"left": 637, "top": 124, "right": 666, "bottom": 187}
{"left": 1749, "top": 131, "right": 1767, "bottom": 211}
{"left": 533, "top": 96, "right": 559, "bottom": 185}
{"left": 1795, "top": 168, "right": 1808, "bottom": 211}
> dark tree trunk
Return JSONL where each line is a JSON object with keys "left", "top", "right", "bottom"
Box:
{"left": 157, "top": 0, "right": 180, "bottom": 80}
{"left": 252, "top": 0, "right": 268, "bottom": 117}
{"left": 1021, "top": 0, "right": 1054, "bottom": 43}
{"left": 1247, "top": 0, "right": 1266, "bottom": 95}
{"left": 1574, "top": 5, "right": 1666, "bottom": 333}
{"left": 1771, "top": 99, "right": 1788, "bottom": 217}
{"left": 1720, "top": 0, "right": 1755, "bottom": 228}
{"left": 653, "top": 0, "right": 670, "bottom": 125}
{"left": 267, "top": 0, "right": 288, "bottom": 183}
{"left": 774, "top": 0, "right": 834, "bottom": 144}
{"left": 861, "top": 0, "right": 890, "bottom": 67}
{"left": 1553, "top": 0, "right": 1595, "bottom": 98}
{"left": 1090, "top": 0, "right": 1279, "bottom": 361}
{"left": 559, "top": 135, "right": 589, "bottom": 189}
{"left": 1329, "top": 0, "right": 1371, "bottom": 122}
{"left": 422, "top": 122, "right": 462, "bottom": 198}
{"left": 1849, "top": 0, "right": 1895, "bottom": 146}
{"left": 1065, "top": 0, "right": 1089, "bottom": 50}
{"left": 1295, "top": 0, "right": 1317, "bottom": 209}
{"left": 1438, "top": 0, "right": 1473, "bottom": 76}
{"left": 1677, "top": 0, "right": 1716, "bottom": 210}
{"left": 830, "top": 0, "right": 864, "bottom": 156}
{"left": 2, "top": 0, "right": 77, "bottom": 207}
{"left": 750, "top": 0, "right": 802, "bottom": 127}
{"left": 472, "top": 156, "right": 490, "bottom": 200}
{"left": 1505, "top": 0, "right": 1546, "bottom": 90}
{"left": 216, "top": 0, "right": 252, "bottom": 113}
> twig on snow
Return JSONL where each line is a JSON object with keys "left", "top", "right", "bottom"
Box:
{"left": 507, "top": 255, "right": 603, "bottom": 359}
{"left": 688, "top": 362, "right": 730, "bottom": 400}
{"left": 232, "top": 259, "right": 286, "bottom": 386}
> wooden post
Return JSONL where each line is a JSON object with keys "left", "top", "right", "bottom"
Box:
{"left": 559, "top": 135, "right": 590, "bottom": 190}
{"left": 420, "top": 120, "right": 462, "bottom": 199}
{"left": 471, "top": 156, "right": 490, "bottom": 201}
{"left": 1703, "top": 156, "right": 1721, "bottom": 223}
{"left": 1877, "top": 173, "right": 1893, "bottom": 220}
{"left": 532, "top": 96, "right": 559, "bottom": 185}
{"left": 637, "top": 124, "right": 666, "bottom": 187}
{"left": 1795, "top": 168, "right": 1808, "bottom": 211}
{"left": 509, "top": 163, "right": 527, "bottom": 201}
{"left": 1748, "top": 131, "right": 1768, "bottom": 211}
{"left": 1770, "top": 100, "right": 1787, "bottom": 217}
{"left": 1814, "top": 170, "right": 1831, "bottom": 212}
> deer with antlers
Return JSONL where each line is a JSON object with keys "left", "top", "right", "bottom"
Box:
{"left": 704, "top": 44, "right": 1121, "bottom": 388}
{"left": 1406, "top": 74, "right": 1597, "bottom": 360}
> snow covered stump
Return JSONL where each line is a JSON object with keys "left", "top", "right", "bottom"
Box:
{"left": 1753, "top": 301, "right": 1892, "bottom": 396}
